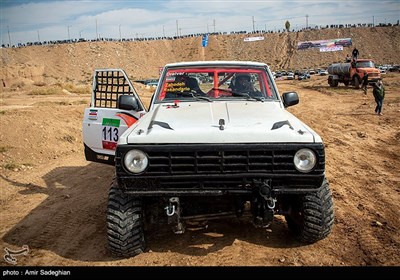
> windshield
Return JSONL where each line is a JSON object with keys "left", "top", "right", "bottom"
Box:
{"left": 154, "top": 66, "right": 278, "bottom": 102}
{"left": 356, "top": 61, "right": 375, "bottom": 68}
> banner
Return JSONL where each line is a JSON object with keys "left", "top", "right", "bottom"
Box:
{"left": 297, "top": 38, "right": 352, "bottom": 50}
{"left": 202, "top": 34, "right": 209, "bottom": 47}
{"left": 320, "top": 45, "right": 343, "bottom": 52}
{"left": 244, "top": 36, "right": 264, "bottom": 42}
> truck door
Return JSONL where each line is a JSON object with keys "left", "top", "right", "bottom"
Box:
{"left": 82, "top": 69, "right": 147, "bottom": 165}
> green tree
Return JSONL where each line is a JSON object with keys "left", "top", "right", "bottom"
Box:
{"left": 285, "top": 20, "right": 291, "bottom": 32}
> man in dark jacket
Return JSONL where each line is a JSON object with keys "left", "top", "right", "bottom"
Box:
{"left": 352, "top": 47, "right": 359, "bottom": 62}
{"left": 361, "top": 72, "right": 369, "bottom": 94}
{"left": 372, "top": 80, "right": 385, "bottom": 115}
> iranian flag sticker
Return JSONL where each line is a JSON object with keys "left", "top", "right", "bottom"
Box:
{"left": 89, "top": 109, "right": 98, "bottom": 120}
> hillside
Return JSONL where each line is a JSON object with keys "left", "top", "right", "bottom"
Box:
{"left": 1, "top": 26, "right": 399, "bottom": 88}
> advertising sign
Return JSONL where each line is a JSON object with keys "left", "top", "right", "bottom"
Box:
{"left": 244, "top": 36, "right": 265, "bottom": 42}
{"left": 297, "top": 38, "right": 352, "bottom": 50}
{"left": 202, "top": 34, "right": 209, "bottom": 47}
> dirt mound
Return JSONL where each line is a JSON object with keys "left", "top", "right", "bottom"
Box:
{"left": 1, "top": 26, "right": 399, "bottom": 88}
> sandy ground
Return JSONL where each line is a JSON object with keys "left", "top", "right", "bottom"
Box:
{"left": 0, "top": 73, "right": 399, "bottom": 267}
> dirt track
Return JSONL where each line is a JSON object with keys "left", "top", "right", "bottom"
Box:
{"left": 0, "top": 74, "right": 399, "bottom": 266}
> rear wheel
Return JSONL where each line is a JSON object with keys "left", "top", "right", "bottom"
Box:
{"left": 328, "top": 77, "right": 338, "bottom": 87}
{"left": 107, "top": 180, "right": 145, "bottom": 257}
{"left": 285, "top": 178, "right": 334, "bottom": 243}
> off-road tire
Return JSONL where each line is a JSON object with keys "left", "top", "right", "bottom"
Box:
{"left": 285, "top": 178, "right": 334, "bottom": 243}
{"left": 328, "top": 77, "right": 338, "bottom": 87}
{"left": 107, "top": 180, "right": 145, "bottom": 257}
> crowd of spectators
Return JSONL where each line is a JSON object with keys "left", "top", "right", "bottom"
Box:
{"left": 2, "top": 21, "right": 398, "bottom": 49}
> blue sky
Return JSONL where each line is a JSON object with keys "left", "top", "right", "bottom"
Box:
{"left": 1, "top": 0, "right": 399, "bottom": 45}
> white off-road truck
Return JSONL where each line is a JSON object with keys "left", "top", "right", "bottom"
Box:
{"left": 82, "top": 61, "right": 334, "bottom": 257}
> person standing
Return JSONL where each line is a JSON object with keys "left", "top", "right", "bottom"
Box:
{"left": 352, "top": 47, "right": 359, "bottom": 62}
{"left": 372, "top": 80, "right": 385, "bottom": 115}
{"left": 345, "top": 53, "right": 351, "bottom": 62}
{"left": 361, "top": 72, "right": 369, "bottom": 94}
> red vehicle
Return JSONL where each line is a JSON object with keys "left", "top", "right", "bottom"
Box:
{"left": 327, "top": 59, "right": 381, "bottom": 88}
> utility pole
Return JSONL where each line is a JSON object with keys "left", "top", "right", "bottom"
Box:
{"left": 37, "top": 30, "right": 40, "bottom": 42}
{"left": 96, "top": 19, "right": 98, "bottom": 39}
{"left": 372, "top": 16, "right": 374, "bottom": 27}
{"left": 213, "top": 19, "right": 216, "bottom": 32}
{"left": 163, "top": 25, "right": 165, "bottom": 37}
{"left": 7, "top": 25, "right": 11, "bottom": 46}
{"left": 176, "top": 20, "right": 179, "bottom": 37}
{"left": 306, "top": 14, "right": 309, "bottom": 29}
{"left": 67, "top": 26, "right": 71, "bottom": 42}
{"left": 207, "top": 23, "right": 209, "bottom": 33}
{"left": 252, "top": 16, "right": 255, "bottom": 32}
{"left": 119, "top": 25, "right": 122, "bottom": 41}
{"left": 79, "top": 30, "right": 84, "bottom": 38}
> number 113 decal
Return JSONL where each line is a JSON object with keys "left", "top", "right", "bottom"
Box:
{"left": 102, "top": 126, "right": 119, "bottom": 142}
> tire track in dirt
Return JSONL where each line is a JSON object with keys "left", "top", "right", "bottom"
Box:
{"left": 357, "top": 226, "right": 399, "bottom": 265}
{"left": 2, "top": 156, "right": 115, "bottom": 263}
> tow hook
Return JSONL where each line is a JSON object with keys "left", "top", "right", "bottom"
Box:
{"left": 165, "top": 204, "right": 176, "bottom": 216}
{"left": 253, "top": 179, "right": 276, "bottom": 228}
{"left": 257, "top": 179, "right": 276, "bottom": 209}
{"left": 266, "top": 197, "right": 276, "bottom": 209}
{"left": 164, "top": 197, "right": 185, "bottom": 234}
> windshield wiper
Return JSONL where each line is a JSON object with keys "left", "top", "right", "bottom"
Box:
{"left": 196, "top": 96, "right": 213, "bottom": 102}
{"left": 182, "top": 91, "right": 213, "bottom": 102}
{"left": 232, "top": 91, "right": 265, "bottom": 102}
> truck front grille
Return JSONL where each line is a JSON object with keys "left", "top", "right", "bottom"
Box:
{"left": 116, "top": 143, "right": 325, "bottom": 176}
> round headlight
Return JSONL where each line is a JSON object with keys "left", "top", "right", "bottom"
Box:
{"left": 124, "top": 149, "right": 148, "bottom": 174}
{"left": 294, "top": 148, "right": 316, "bottom": 173}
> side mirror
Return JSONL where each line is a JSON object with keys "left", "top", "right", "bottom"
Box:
{"left": 117, "top": 95, "right": 139, "bottom": 111}
{"left": 282, "top": 91, "right": 299, "bottom": 108}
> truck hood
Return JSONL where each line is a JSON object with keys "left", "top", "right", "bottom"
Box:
{"left": 358, "top": 67, "right": 380, "bottom": 75}
{"left": 121, "top": 102, "right": 321, "bottom": 144}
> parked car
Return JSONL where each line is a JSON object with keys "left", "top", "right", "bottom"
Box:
{"left": 319, "top": 69, "right": 328, "bottom": 76}
{"left": 146, "top": 81, "right": 158, "bottom": 87}
{"left": 298, "top": 72, "right": 311, "bottom": 80}
{"left": 286, "top": 72, "right": 295, "bottom": 80}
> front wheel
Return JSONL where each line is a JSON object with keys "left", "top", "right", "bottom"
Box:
{"left": 107, "top": 180, "right": 145, "bottom": 257}
{"left": 285, "top": 178, "right": 334, "bottom": 243}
